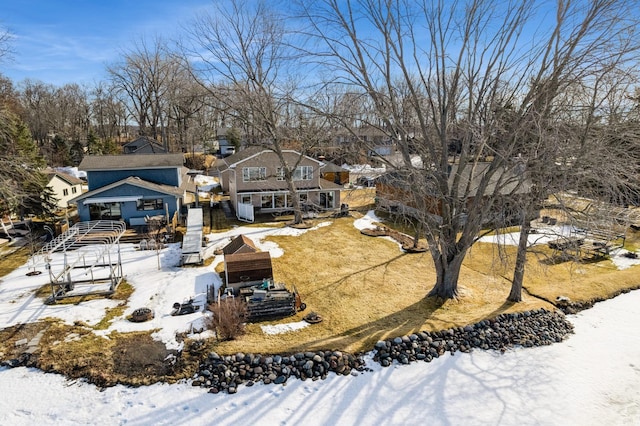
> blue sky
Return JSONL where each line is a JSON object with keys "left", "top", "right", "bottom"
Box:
{"left": 1, "top": 0, "right": 210, "bottom": 87}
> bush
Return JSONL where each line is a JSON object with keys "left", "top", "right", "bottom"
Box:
{"left": 206, "top": 297, "right": 248, "bottom": 341}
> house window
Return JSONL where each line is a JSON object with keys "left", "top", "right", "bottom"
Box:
{"left": 242, "top": 167, "right": 267, "bottom": 182}
{"left": 320, "top": 192, "right": 335, "bottom": 209}
{"left": 137, "top": 198, "right": 163, "bottom": 211}
{"left": 71, "top": 187, "right": 77, "bottom": 194}
{"left": 276, "top": 168, "right": 285, "bottom": 181}
{"left": 89, "top": 203, "right": 121, "bottom": 220}
{"left": 293, "top": 166, "right": 313, "bottom": 181}
{"left": 240, "top": 195, "right": 252, "bottom": 205}
{"left": 63, "top": 188, "right": 69, "bottom": 196}
{"left": 261, "top": 194, "right": 274, "bottom": 209}
{"left": 275, "top": 194, "right": 286, "bottom": 208}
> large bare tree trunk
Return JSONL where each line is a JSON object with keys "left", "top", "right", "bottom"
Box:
{"left": 429, "top": 248, "right": 466, "bottom": 299}
{"left": 509, "top": 209, "right": 531, "bottom": 302}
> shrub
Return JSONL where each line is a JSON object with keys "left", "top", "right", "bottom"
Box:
{"left": 206, "top": 297, "right": 248, "bottom": 341}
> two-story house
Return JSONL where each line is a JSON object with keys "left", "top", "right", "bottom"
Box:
{"left": 70, "top": 154, "right": 196, "bottom": 226}
{"left": 44, "top": 169, "right": 85, "bottom": 209}
{"left": 217, "top": 148, "right": 343, "bottom": 221}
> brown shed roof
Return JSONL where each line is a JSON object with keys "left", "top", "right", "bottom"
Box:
{"left": 225, "top": 251, "right": 273, "bottom": 275}
{"left": 222, "top": 234, "right": 257, "bottom": 255}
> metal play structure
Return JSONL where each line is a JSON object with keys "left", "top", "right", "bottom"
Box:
{"left": 28, "top": 220, "right": 127, "bottom": 303}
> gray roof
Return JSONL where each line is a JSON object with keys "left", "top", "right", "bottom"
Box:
{"left": 217, "top": 146, "right": 264, "bottom": 172}
{"left": 320, "top": 161, "right": 348, "bottom": 173}
{"left": 319, "top": 178, "right": 344, "bottom": 190}
{"left": 79, "top": 153, "right": 184, "bottom": 171}
{"left": 123, "top": 136, "right": 167, "bottom": 154}
{"left": 377, "top": 162, "right": 530, "bottom": 197}
{"left": 217, "top": 147, "right": 326, "bottom": 172}
{"left": 45, "top": 171, "right": 84, "bottom": 186}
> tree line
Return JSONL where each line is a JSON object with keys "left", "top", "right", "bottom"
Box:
{"left": 2, "top": 0, "right": 640, "bottom": 302}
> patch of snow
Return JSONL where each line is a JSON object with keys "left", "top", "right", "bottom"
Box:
{"left": 353, "top": 210, "right": 384, "bottom": 230}
{"left": 54, "top": 166, "right": 86, "bottom": 180}
{"left": 260, "top": 321, "right": 309, "bottom": 335}
{"left": 478, "top": 225, "right": 640, "bottom": 271}
{"left": 193, "top": 174, "right": 220, "bottom": 196}
{"left": 341, "top": 163, "right": 386, "bottom": 174}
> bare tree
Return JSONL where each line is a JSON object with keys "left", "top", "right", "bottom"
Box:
{"left": 0, "top": 27, "right": 13, "bottom": 63}
{"left": 300, "top": 0, "right": 640, "bottom": 299}
{"left": 108, "top": 37, "right": 174, "bottom": 148}
{"left": 90, "top": 81, "right": 128, "bottom": 143}
{"left": 164, "top": 62, "right": 209, "bottom": 154}
{"left": 184, "top": 0, "right": 325, "bottom": 224}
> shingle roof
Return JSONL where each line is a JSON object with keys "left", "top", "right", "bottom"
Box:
{"left": 224, "top": 251, "right": 272, "bottom": 274}
{"left": 78, "top": 153, "right": 184, "bottom": 171}
{"left": 216, "top": 146, "right": 264, "bottom": 172}
{"left": 320, "top": 161, "right": 347, "bottom": 173}
{"left": 377, "top": 162, "right": 530, "bottom": 197}
{"left": 319, "top": 178, "right": 344, "bottom": 190}
{"left": 45, "top": 171, "right": 84, "bottom": 186}
{"left": 222, "top": 235, "right": 257, "bottom": 255}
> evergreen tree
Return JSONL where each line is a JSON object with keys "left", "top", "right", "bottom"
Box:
{"left": 51, "top": 135, "right": 72, "bottom": 166}
{"left": 0, "top": 107, "right": 56, "bottom": 218}
{"left": 86, "top": 128, "right": 101, "bottom": 154}
{"left": 69, "top": 139, "right": 84, "bottom": 165}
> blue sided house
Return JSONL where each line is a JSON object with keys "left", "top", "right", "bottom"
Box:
{"left": 71, "top": 154, "right": 196, "bottom": 226}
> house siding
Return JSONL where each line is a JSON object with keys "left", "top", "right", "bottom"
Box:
{"left": 233, "top": 152, "right": 320, "bottom": 192}
{"left": 76, "top": 183, "right": 179, "bottom": 224}
{"left": 48, "top": 176, "right": 84, "bottom": 208}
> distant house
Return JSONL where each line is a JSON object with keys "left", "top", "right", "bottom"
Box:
{"left": 222, "top": 235, "right": 273, "bottom": 294}
{"left": 216, "top": 148, "right": 343, "bottom": 221}
{"left": 319, "top": 161, "right": 350, "bottom": 185}
{"left": 122, "top": 136, "right": 167, "bottom": 154}
{"left": 216, "top": 128, "right": 238, "bottom": 157}
{"left": 375, "top": 162, "right": 532, "bottom": 225}
{"left": 44, "top": 170, "right": 85, "bottom": 209}
{"left": 71, "top": 154, "right": 196, "bottom": 226}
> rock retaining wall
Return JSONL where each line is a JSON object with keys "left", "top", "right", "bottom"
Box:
{"left": 373, "top": 308, "right": 573, "bottom": 366}
{"left": 192, "top": 308, "right": 574, "bottom": 394}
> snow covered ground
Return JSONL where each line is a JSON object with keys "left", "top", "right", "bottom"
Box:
{"left": 0, "top": 214, "right": 639, "bottom": 425}
{"left": 1, "top": 288, "right": 639, "bottom": 425}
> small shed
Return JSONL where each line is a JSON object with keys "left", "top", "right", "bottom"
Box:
{"left": 224, "top": 251, "right": 273, "bottom": 295}
{"left": 320, "top": 161, "right": 350, "bottom": 185}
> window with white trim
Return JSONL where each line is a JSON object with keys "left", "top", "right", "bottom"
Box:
{"left": 63, "top": 188, "right": 69, "bottom": 196}
{"left": 276, "top": 168, "right": 285, "bottom": 181}
{"left": 293, "top": 166, "right": 313, "bottom": 181}
{"left": 242, "top": 167, "right": 267, "bottom": 182}
{"left": 261, "top": 194, "right": 274, "bottom": 209}
{"left": 137, "top": 198, "right": 163, "bottom": 211}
